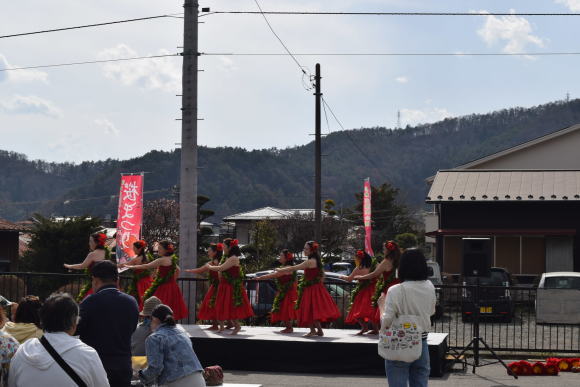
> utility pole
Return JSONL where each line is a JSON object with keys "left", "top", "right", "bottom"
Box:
{"left": 179, "top": 0, "right": 198, "bottom": 274}
{"left": 314, "top": 63, "right": 322, "bottom": 242}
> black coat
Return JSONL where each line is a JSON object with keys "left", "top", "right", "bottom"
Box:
{"left": 77, "top": 284, "right": 139, "bottom": 372}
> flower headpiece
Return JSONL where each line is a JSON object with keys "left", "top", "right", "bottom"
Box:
{"left": 135, "top": 240, "right": 147, "bottom": 249}
{"left": 310, "top": 241, "right": 319, "bottom": 252}
{"left": 285, "top": 251, "right": 294, "bottom": 261}
{"left": 385, "top": 241, "right": 397, "bottom": 252}
{"left": 94, "top": 233, "right": 107, "bottom": 247}
{"left": 216, "top": 243, "right": 224, "bottom": 252}
{"left": 230, "top": 239, "right": 239, "bottom": 248}
{"left": 356, "top": 250, "right": 365, "bottom": 259}
{"left": 165, "top": 243, "right": 175, "bottom": 254}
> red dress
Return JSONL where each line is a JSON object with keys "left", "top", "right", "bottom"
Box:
{"left": 345, "top": 278, "right": 377, "bottom": 324}
{"left": 371, "top": 270, "right": 400, "bottom": 324}
{"left": 197, "top": 270, "right": 220, "bottom": 321}
{"left": 296, "top": 267, "right": 341, "bottom": 327}
{"left": 214, "top": 266, "right": 254, "bottom": 320}
{"left": 134, "top": 269, "right": 154, "bottom": 310}
{"left": 270, "top": 274, "right": 298, "bottom": 323}
{"left": 150, "top": 265, "right": 189, "bottom": 320}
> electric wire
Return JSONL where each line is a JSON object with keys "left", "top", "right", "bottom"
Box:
{"left": 201, "top": 10, "right": 580, "bottom": 17}
{"left": 203, "top": 51, "right": 580, "bottom": 57}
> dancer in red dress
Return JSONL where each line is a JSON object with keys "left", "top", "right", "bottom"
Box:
{"left": 64, "top": 232, "right": 109, "bottom": 302}
{"left": 256, "top": 249, "right": 298, "bottom": 333}
{"left": 354, "top": 240, "right": 401, "bottom": 334}
{"left": 122, "top": 241, "right": 188, "bottom": 320}
{"left": 341, "top": 250, "right": 377, "bottom": 335}
{"left": 122, "top": 240, "right": 154, "bottom": 309}
{"left": 185, "top": 242, "right": 224, "bottom": 330}
{"left": 207, "top": 238, "right": 254, "bottom": 335}
{"left": 277, "top": 241, "right": 340, "bottom": 337}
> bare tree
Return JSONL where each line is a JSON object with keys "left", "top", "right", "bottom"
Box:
{"left": 142, "top": 199, "right": 180, "bottom": 244}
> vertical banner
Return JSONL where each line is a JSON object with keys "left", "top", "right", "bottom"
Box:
{"left": 363, "top": 177, "right": 374, "bottom": 256}
{"left": 116, "top": 174, "right": 144, "bottom": 265}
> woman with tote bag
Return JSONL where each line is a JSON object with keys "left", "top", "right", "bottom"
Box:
{"left": 380, "top": 249, "right": 436, "bottom": 387}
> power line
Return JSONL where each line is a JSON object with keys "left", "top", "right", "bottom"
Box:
{"left": 0, "top": 14, "right": 184, "bottom": 39}
{"left": 252, "top": 0, "right": 310, "bottom": 77}
{"left": 203, "top": 51, "right": 580, "bottom": 57}
{"left": 0, "top": 53, "right": 181, "bottom": 72}
{"left": 202, "top": 10, "right": 580, "bottom": 17}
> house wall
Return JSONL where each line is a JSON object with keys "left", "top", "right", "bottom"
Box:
{"left": 438, "top": 202, "right": 580, "bottom": 274}
{"left": 466, "top": 128, "right": 580, "bottom": 170}
{"left": 0, "top": 231, "right": 19, "bottom": 272}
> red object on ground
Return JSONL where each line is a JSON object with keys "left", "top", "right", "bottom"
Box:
{"left": 507, "top": 361, "right": 521, "bottom": 376}
{"left": 519, "top": 361, "right": 533, "bottom": 376}
{"left": 545, "top": 363, "right": 560, "bottom": 375}
{"left": 532, "top": 362, "right": 546, "bottom": 375}
{"left": 557, "top": 358, "right": 572, "bottom": 372}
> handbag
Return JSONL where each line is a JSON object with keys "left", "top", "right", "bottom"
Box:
{"left": 39, "top": 336, "right": 88, "bottom": 387}
{"left": 378, "top": 284, "right": 423, "bottom": 363}
{"left": 203, "top": 365, "right": 224, "bottom": 386}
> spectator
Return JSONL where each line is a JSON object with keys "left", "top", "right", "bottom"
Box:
{"left": 131, "top": 296, "right": 161, "bottom": 356}
{"left": 8, "top": 293, "right": 109, "bottom": 387}
{"left": 0, "top": 307, "right": 19, "bottom": 384}
{"left": 381, "top": 249, "right": 436, "bottom": 387}
{"left": 76, "top": 260, "right": 138, "bottom": 387}
{"left": 139, "top": 304, "right": 205, "bottom": 387}
{"left": 2, "top": 296, "right": 43, "bottom": 343}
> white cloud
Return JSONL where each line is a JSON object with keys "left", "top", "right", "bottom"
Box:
{"left": 0, "top": 54, "right": 48, "bottom": 83}
{"left": 0, "top": 95, "right": 61, "bottom": 117}
{"left": 555, "top": 0, "right": 580, "bottom": 11}
{"left": 95, "top": 118, "right": 120, "bottom": 136}
{"left": 476, "top": 10, "right": 544, "bottom": 54}
{"left": 400, "top": 107, "right": 454, "bottom": 126}
{"left": 395, "top": 76, "right": 408, "bottom": 84}
{"left": 97, "top": 44, "right": 181, "bottom": 93}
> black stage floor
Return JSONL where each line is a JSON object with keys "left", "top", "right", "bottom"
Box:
{"left": 182, "top": 325, "right": 448, "bottom": 376}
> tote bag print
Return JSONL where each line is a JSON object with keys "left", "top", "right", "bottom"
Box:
{"left": 379, "top": 316, "right": 422, "bottom": 362}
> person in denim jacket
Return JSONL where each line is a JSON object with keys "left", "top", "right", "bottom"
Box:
{"left": 138, "top": 305, "right": 205, "bottom": 387}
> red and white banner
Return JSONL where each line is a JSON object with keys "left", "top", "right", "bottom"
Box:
{"left": 363, "top": 178, "right": 374, "bottom": 256}
{"left": 116, "top": 174, "right": 144, "bottom": 265}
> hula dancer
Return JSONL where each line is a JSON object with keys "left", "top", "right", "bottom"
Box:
{"left": 277, "top": 241, "right": 340, "bottom": 337}
{"left": 185, "top": 242, "right": 224, "bottom": 330}
{"left": 122, "top": 240, "right": 154, "bottom": 309}
{"left": 207, "top": 238, "right": 254, "bottom": 335}
{"left": 354, "top": 240, "right": 401, "bottom": 334}
{"left": 122, "top": 241, "right": 188, "bottom": 320}
{"left": 341, "top": 250, "right": 377, "bottom": 335}
{"left": 64, "top": 232, "right": 109, "bottom": 301}
{"left": 256, "top": 249, "right": 298, "bottom": 333}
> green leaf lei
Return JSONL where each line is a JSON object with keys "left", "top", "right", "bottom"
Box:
{"left": 76, "top": 247, "right": 111, "bottom": 302}
{"left": 142, "top": 254, "right": 178, "bottom": 300}
{"left": 126, "top": 252, "right": 154, "bottom": 298}
{"left": 371, "top": 269, "right": 397, "bottom": 308}
{"left": 294, "top": 268, "right": 323, "bottom": 310}
{"left": 207, "top": 268, "right": 221, "bottom": 308}
{"left": 271, "top": 270, "right": 297, "bottom": 313}
{"left": 347, "top": 259, "right": 377, "bottom": 312}
{"left": 221, "top": 264, "right": 245, "bottom": 307}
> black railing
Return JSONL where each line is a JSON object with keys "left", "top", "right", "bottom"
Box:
{"left": 2, "top": 272, "right": 580, "bottom": 354}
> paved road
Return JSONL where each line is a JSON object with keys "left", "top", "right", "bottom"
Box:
{"left": 224, "top": 363, "right": 579, "bottom": 386}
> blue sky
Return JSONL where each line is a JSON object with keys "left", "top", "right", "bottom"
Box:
{"left": 2, "top": 0, "right": 580, "bottom": 162}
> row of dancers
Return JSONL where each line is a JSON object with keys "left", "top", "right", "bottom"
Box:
{"left": 65, "top": 233, "right": 402, "bottom": 337}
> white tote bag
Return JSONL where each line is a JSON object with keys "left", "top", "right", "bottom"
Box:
{"left": 378, "top": 285, "right": 422, "bottom": 362}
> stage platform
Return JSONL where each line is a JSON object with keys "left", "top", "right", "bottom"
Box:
{"left": 182, "top": 325, "right": 448, "bottom": 376}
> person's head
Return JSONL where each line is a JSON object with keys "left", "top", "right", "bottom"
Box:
{"left": 223, "top": 238, "right": 241, "bottom": 257}
{"left": 91, "top": 260, "right": 119, "bottom": 291}
{"left": 278, "top": 249, "right": 294, "bottom": 266}
{"left": 0, "top": 307, "right": 6, "bottom": 330}
{"left": 40, "top": 293, "right": 79, "bottom": 335}
{"left": 355, "top": 250, "right": 372, "bottom": 269}
{"left": 151, "top": 304, "right": 176, "bottom": 331}
{"left": 14, "top": 295, "right": 42, "bottom": 328}
{"left": 140, "top": 296, "right": 161, "bottom": 321}
{"left": 208, "top": 243, "right": 224, "bottom": 262}
{"left": 303, "top": 241, "right": 322, "bottom": 267}
{"left": 382, "top": 240, "right": 401, "bottom": 271}
{"left": 158, "top": 240, "right": 175, "bottom": 257}
{"left": 132, "top": 240, "right": 148, "bottom": 256}
{"left": 398, "top": 249, "right": 429, "bottom": 282}
{"left": 89, "top": 232, "right": 107, "bottom": 251}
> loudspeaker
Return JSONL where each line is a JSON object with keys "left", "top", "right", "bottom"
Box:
{"left": 461, "top": 238, "right": 492, "bottom": 277}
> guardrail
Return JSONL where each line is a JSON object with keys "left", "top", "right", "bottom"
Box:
{"left": 1, "top": 273, "right": 579, "bottom": 353}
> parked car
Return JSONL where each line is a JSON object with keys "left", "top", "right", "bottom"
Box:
{"left": 329, "top": 261, "right": 355, "bottom": 276}
{"left": 245, "top": 270, "right": 351, "bottom": 325}
{"left": 461, "top": 267, "right": 514, "bottom": 323}
{"left": 535, "top": 272, "right": 580, "bottom": 324}
{"left": 426, "top": 260, "right": 443, "bottom": 319}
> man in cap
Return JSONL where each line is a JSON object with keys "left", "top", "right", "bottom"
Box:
{"left": 131, "top": 296, "right": 161, "bottom": 356}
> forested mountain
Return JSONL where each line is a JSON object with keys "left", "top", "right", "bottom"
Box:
{"left": 2, "top": 98, "right": 580, "bottom": 222}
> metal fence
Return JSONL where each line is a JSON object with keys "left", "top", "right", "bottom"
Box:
{"left": 2, "top": 272, "right": 580, "bottom": 354}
